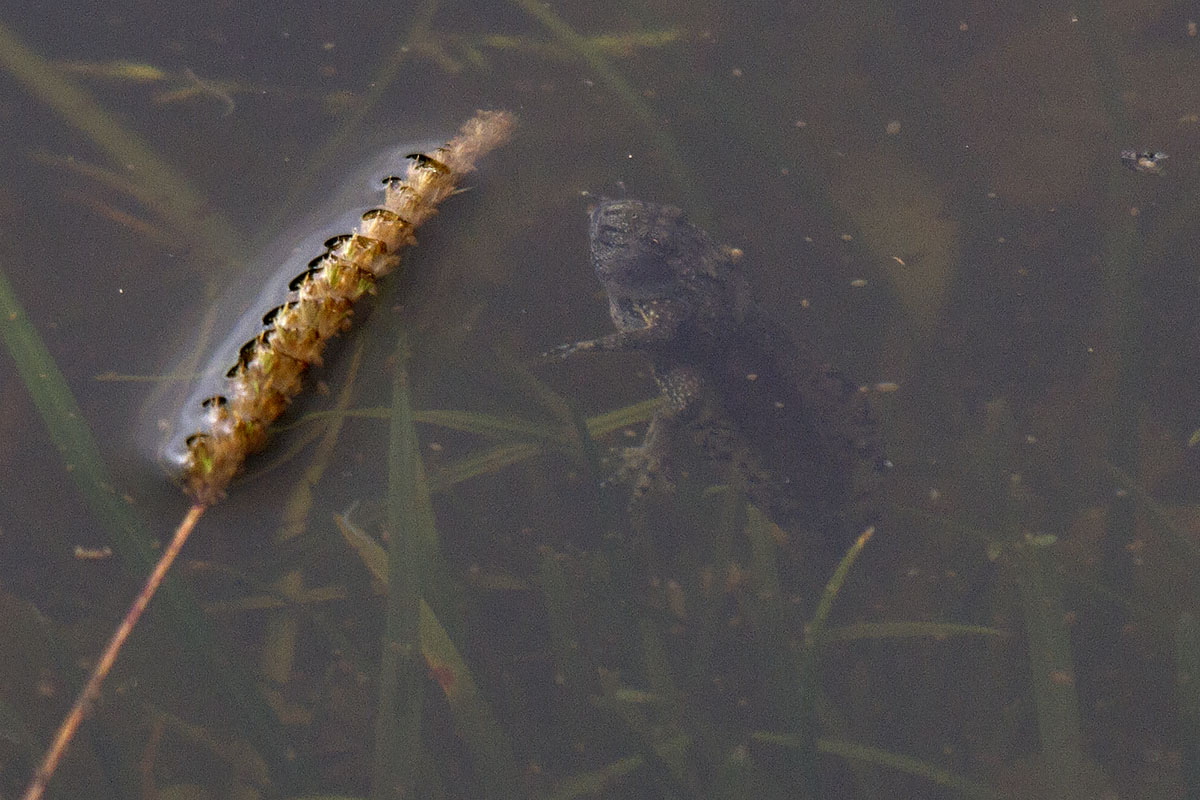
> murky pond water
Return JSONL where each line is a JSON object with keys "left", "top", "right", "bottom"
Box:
{"left": 0, "top": 2, "right": 1195, "bottom": 798}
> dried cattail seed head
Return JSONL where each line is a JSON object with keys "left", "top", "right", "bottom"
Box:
{"left": 173, "top": 109, "right": 516, "bottom": 505}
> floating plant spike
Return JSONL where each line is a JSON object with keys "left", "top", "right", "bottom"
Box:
{"left": 19, "top": 109, "right": 515, "bottom": 800}
{"left": 183, "top": 108, "right": 515, "bottom": 504}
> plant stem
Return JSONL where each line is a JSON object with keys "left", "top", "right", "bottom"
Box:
{"left": 21, "top": 502, "right": 208, "bottom": 800}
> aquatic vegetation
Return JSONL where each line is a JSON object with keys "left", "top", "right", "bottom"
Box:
{"left": 1, "top": 3, "right": 1195, "bottom": 799}
{"left": 13, "top": 105, "right": 515, "bottom": 800}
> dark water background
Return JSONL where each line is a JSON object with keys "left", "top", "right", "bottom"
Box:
{"left": 0, "top": 1, "right": 1195, "bottom": 798}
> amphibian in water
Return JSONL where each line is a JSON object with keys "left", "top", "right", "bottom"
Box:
{"left": 559, "top": 198, "right": 884, "bottom": 536}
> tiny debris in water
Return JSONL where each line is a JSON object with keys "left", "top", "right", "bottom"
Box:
{"left": 1121, "top": 149, "right": 1168, "bottom": 174}
{"left": 73, "top": 545, "right": 113, "bottom": 560}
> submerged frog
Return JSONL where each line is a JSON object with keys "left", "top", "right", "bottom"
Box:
{"left": 559, "top": 198, "right": 884, "bottom": 536}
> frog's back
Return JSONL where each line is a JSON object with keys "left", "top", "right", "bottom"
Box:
{"left": 582, "top": 198, "right": 883, "bottom": 536}
{"left": 704, "top": 307, "right": 882, "bottom": 530}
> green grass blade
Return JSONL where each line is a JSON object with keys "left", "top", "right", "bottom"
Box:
{"left": 416, "top": 598, "right": 523, "bottom": 797}
{"left": 338, "top": 511, "right": 523, "bottom": 798}
{"left": 508, "top": 0, "right": 696, "bottom": 205}
{"left": 370, "top": 334, "right": 522, "bottom": 798}
{"left": 808, "top": 527, "right": 874, "bottom": 638}
{"left": 712, "top": 743, "right": 754, "bottom": 800}
{"left": 547, "top": 754, "right": 645, "bottom": 800}
{"left": 417, "top": 408, "right": 570, "bottom": 444}
{"left": 1012, "top": 539, "right": 1089, "bottom": 799}
{"left": 263, "top": 342, "right": 367, "bottom": 685}
{"left": 537, "top": 554, "right": 601, "bottom": 741}
{"left": 790, "top": 526, "right": 875, "bottom": 795}
{"left": 0, "top": 19, "right": 239, "bottom": 264}
{"left": 373, "top": 336, "right": 429, "bottom": 799}
{"left": 752, "top": 733, "right": 1003, "bottom": 799}
{"left": 585, "top": 398, "right": 659, "bottom": 437}
{"left": 299, "top": 399, "right": 660, "bottom": 493}
{"left": 594, "top": 670, "right": 690, "bottom": 794}
{"left": 335, "top": 514, "right": 390, "bottom": 587}
{"left": 269, "top": 0, "right": 439, "bottom": 226}
{"left": 1176, "top": 612, "right": 1200, "bottom": 793}
{"left": 430, "top": 441, "right": 543, "bottom": 491}
{"left": 307, "top": 407, "right": 569, "bottom": 445}
{"left": 0, "top": 265, "right": 294, "bottom": 780}
{"left": 827, "top": 621, "right": 1008, "bottom": 642}
{"left": 1106, "top": 462, "right": 1200, "bottom": 561}
{"left": 0, "top": 268, "right": 132, "bottom": 559}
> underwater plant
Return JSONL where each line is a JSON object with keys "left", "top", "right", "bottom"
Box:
{"left": 19, "top": 108, "right": 516, "bottom": 800}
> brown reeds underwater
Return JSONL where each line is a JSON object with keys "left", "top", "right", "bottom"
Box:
{"left": 20, "top": 109, "right": 516, "bottom": 800}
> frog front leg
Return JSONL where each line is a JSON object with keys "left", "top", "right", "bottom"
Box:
{"left": 550, "top": 297, "right": 686, "bottom": 358}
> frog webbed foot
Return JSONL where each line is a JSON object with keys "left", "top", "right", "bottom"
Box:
{"left": 606, "top": 369, "right": 699, "bottom": 502}
{"left": 616, "top": 438, "right": 677, "bottom": 497}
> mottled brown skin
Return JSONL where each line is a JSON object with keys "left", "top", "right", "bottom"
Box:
{"left": 560, "top": 198, "right": 883, "bottom": 534}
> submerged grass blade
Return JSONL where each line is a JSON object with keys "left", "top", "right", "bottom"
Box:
{"left": 297, "top": 407, "right": 570, "bottom": 444}
{"left": 809, "top": 527, "right": 875, "bottom": 637}
{"left": 1012, "top": 539, "right": 1088, "bottom": 799}
{"left": 1176, "top": 612, "right": 1200, "bottom": 794}
{"left": 296, "top": 398, "right": 659, "bottom": 493}
{"left": 792, "top": 526, "right": 875, "bottom": 794}
{"left": 348, "top": 559, "right": 523, "bottom": 797}
{"left": 269, "top": 0, "right": 440, "bottom": 225}
{"left": 336, "top": 510, "right": 521, "bottom": 796}
{"left": 0, "top": 19, "right": 239, "bottom": 263}
{"left": 416, "top": 595, "right": 523, "bottom": 798}
{"left": 537, "top": 554, "right": 600, "bottom": 740}
{"left": 0, "top": 266, "right": 292, "bottom": 779}
{"left": 585, "top": 397, "right": 658, "bottom": 437}
{"left": 547, "top": 754, "right": 645, "bottom": 800}
{"left": 373, "top": 335, "right": 428, "bottom": 799}
{"left": 416, "top": 408, "right": 569, "bottom": 444}
{"left": 508, "top": 0, "right": 696, "bottom": 205}
{"left": 0, "top": 267, "right": 141, "bottom": 565}
{"left": 371, "top": 332, "right": 522, "bottom": 798}
{"left": 1106, "top": 462, "right": 1200, "bottom": 561}
{"left": 827, "top": 621, "right": 1008, "bottom": 642}
{"left": 594, "top": 670, "right": 691, "bottom": 794}
{"left": 430, "top": 442, "right": 543, "bottom": 491}
{"left": 481, "top": 28, "right": 683, "bottom": 59}
{"left": 262, "top": 342, "right": 367, "bottom": 685}
{"left": 335, "top": 512, "right": 388, "bottom": 580}
{"left": 751, "top": 733, "right": 1003, "bottom": 799}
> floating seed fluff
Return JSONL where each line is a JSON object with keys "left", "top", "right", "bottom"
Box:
{"left": 181, "top": 109, "right": 515, "bottom": 504}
